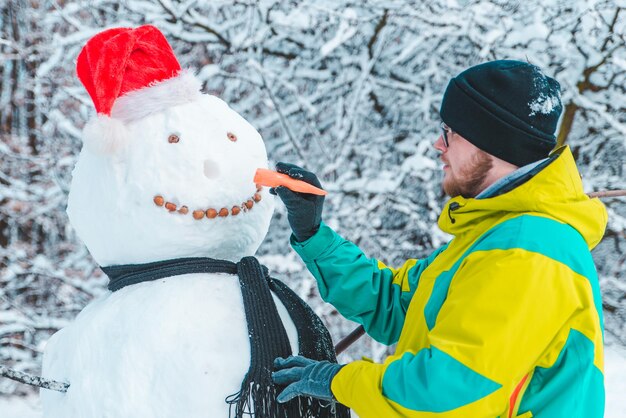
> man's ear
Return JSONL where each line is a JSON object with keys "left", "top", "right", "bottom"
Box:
{"left": 82, "top": 115, "right": 129, "bottom": 155}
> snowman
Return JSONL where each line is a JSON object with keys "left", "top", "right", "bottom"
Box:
{"left": 41, "top": 25, "right": 348, "bottom": 418}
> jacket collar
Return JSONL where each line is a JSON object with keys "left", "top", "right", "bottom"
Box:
{"left": 437, "top": 146, "right": 607, "bottom": 250}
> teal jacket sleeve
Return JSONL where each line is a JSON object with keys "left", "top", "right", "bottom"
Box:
{"left": 291, "top": 222, "right": 447, "bottom": 345}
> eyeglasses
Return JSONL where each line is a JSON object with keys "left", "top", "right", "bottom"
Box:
{"left": 440, "top": 122, "right": 452, "bottom": 148}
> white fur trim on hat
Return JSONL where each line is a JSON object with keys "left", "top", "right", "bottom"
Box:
{"left": 82, "top": 115, "right": 130, "bottom": 155}
{"left": 111, "top": 70, "right": 202, "bottom": 123}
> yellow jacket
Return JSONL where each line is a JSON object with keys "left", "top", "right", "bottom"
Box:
{"left": 291, "top": 147, "right": 607, "bottom": 417}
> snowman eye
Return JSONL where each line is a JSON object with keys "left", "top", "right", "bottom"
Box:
{"left": 168, "top": 134, "right": 180, "bottom": 144}
{"left": 227, "top": 132, "right": 238, "bottom": 142}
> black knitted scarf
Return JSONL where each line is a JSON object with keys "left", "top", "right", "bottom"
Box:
{"left": 102, "top": 257, "right": 350, "bottom": 418}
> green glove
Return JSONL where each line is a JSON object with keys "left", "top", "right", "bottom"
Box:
{"left": 272, "top": 355, "right": 343, "bottom": 403}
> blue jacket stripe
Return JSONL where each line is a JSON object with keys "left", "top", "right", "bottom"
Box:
{"left": 365, "top": 243, "right": 449, "bottom": 344}
{"left": 517, "top": 329, "right": 605, "bottom": 417}
{"left": 382, "top": 346, "right": 502, "bottom": 412}
{"left": 424, "top": 215, "right": 602, "bottom": 331}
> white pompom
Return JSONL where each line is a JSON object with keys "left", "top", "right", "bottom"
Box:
{"left": 82, "top": 115, "right": 129, "bottom": 155}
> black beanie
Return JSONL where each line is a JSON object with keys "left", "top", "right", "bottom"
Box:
{"left": 439, "top": 60, "right": 563, "bottom": 167}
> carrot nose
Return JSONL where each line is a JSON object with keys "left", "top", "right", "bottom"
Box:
{"left": 253, "top": 168, "right": 327, "bottom": 196}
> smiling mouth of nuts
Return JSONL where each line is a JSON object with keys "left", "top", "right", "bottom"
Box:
{"left": 153, "top": 185, "right": 263, "bottom": 220}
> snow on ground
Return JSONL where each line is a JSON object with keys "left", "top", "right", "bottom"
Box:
{"left": 605, "top": 334, "right": 626, "bottom": 418}
{"left": 2, "top": 339, "right": 625, "bottom": 417}
{"left": 0, "top": 394, "right": 42, "bottom": 418}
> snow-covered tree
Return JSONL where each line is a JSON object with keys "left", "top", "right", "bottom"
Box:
{"left": 1, "top": 0, "right": 624, "bottom": 396}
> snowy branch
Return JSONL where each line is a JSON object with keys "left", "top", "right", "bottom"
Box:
{"left": 0, "top": 365, "right": 69, "bottom": 393}
{"left": 250, "top": 59, "right": 306, "bottom": 163}
{"left": 587, "top": 190, "right": 626, "bottom": 199}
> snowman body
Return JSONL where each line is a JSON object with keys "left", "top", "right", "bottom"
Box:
{"left": 41, "top": 74, "right": 299, "bottom": 417}
{"left": 42, "top": 274, "right": 298, "bottom": 417}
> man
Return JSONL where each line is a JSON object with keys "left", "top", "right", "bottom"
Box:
{"left": 271, "top": 60, "right": 607, "bottom": 417}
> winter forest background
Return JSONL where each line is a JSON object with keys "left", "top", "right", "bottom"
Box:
{"left": 1, "top": 0, "right": 625, "bottom": 408}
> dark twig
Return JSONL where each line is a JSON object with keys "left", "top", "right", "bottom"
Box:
{"left": 335, "top": 325, "right": 365, "bottom": 355}
{"left": 0, "top": 365, "right": 69, "bottom": 393}
{"left": 587, "top": 189, "right": 626, "bottom": 199}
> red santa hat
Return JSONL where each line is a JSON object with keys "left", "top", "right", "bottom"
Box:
{"left": 76, "top": 25, "right": 201, "bottom": 154}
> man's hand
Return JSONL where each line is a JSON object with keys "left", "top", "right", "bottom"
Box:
{"left": 272, "top": 356, "right": 343, "bottom": 403}
{"left": 270, "top": 162, "right": 325, "bottom": 242}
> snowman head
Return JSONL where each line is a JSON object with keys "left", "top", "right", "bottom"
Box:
{"left": 67, "top": 26, "right": 274, "bottom": 266}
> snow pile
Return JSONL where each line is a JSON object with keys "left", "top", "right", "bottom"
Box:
{"left": 0, "top": 396, "right": 42, "bottom": 418}
{"left": 605, "top": 334, "right": 626, "bottom": 417}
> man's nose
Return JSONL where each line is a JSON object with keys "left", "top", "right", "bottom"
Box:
{"left": 203, "top": 159, "right": 221, "bottom": 179}
{"left": 433, "top": 134, "right": 446, "bottom": 152}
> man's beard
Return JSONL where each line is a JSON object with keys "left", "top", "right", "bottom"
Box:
{"left": 443, "top": 150, "right": 493, "bottom": 198}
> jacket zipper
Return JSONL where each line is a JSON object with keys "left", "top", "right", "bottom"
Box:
{"left": 508, "top": 373, "right": 530, "bottom": 418}
{"left": 448, "top": 202, "right": 460, "bottom": 224}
